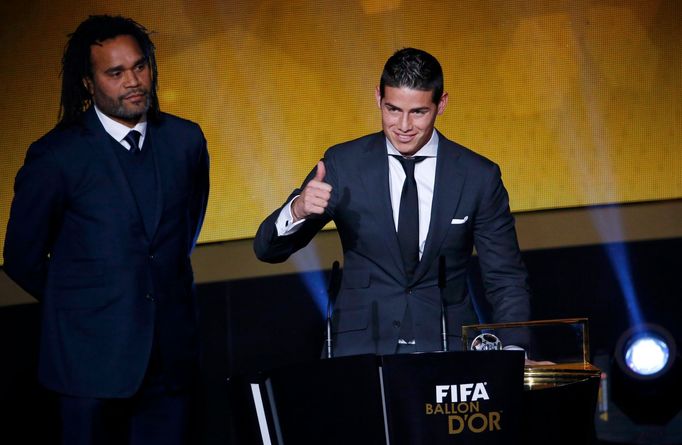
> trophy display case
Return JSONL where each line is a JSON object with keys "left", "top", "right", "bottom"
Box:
{"left": 462, "top": 317, "right": 601, "bottom": 388}
{"left": 462, "top": 318, "right": 602, "bottom": 444}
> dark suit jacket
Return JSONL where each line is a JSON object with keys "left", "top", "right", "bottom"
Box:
{"left": 254, "top": 131, "right": 529, "bottom": 356}
{"left": 3, "top": 107, "right": 209, "bottom": 398}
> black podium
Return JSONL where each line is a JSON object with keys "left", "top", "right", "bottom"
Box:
{"left": 248, "top": 351, "right": 525, "bottom": 444}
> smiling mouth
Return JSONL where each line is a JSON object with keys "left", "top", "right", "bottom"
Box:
{"left": 396, "top": 133, "right": 416, "bottom": 142}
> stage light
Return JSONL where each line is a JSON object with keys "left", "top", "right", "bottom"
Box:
{"left": 623, "top": 334, "right": 670, "bottom": 377}
{"left": 610, "top": 324, "right": 681, "bottom": 425}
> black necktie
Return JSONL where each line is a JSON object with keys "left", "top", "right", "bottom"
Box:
{"left": 124, "top": 130, "right": 141, "bottom": 154}
{"left": 393, "top": 155, "right": 426, "bottom": 281}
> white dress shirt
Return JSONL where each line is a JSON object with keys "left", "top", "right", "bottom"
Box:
{"left": 94, "top": 105, "right": 147, "bottom": 150}
{"left": 386, "top": 131, "right": 438, "bottom": 259}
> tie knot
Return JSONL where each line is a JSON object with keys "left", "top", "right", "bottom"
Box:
{"left": 124, "top": 130, "right": 141, "bottom": 154}
{"left": 392, "top": 155, "right": 426, "bottom": 177}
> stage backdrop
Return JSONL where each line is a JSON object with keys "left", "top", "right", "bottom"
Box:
{"left": 1, "top": 1, "right": 681, "bottom": 264}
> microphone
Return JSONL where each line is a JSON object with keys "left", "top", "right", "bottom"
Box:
{"left": 439, "top": 256, "right": 448, "bottom": 352}
{"left": 326, "top": 261, "right": 341, "bottom": 358}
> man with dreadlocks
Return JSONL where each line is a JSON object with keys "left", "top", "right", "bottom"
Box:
{"left": 3, "top": 15, "right": 209, "bottom": 445}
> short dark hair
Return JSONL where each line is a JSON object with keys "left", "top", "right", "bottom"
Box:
{"left": 379, "top": 48, "right": 444, "bottom": 104}
{"left": 58, "top": 15, "right": 160, "bottom": 127}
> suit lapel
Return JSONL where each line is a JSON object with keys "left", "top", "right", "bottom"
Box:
{"left": 358, "top": 133, "right": 406, "bottom": 279}
{"left": 412, "top": 134, "right": 466, "bottom": 284}
{"left": 144, "top": 123, "right": 163, "bottom": 241}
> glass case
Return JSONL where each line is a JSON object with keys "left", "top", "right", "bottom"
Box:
{"left": 462, "top": 318, "right": 601, "bottom": 390}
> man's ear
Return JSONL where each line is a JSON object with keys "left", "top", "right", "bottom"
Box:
{"left": 375, "top": 85, "right": 382, "bottom": 109}
{"left": 437, "top": 92, "right": 449, "bottom": 115}
{"left": 83, "top": 77, "right": 94, "bottom": 95}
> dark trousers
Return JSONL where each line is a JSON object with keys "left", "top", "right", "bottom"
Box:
{"left": 57, "top": 371, "right": 193, "bottom": 445}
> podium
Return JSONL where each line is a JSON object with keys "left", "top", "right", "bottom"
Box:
{"left": 248, "top": 351, "right": 525, "bottom": 444}
{"left": 245, "top": 318, "right": 601, "bottom": 444}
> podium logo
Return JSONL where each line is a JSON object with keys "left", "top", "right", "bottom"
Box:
{"left": 425, "top": 383, "right": 502, "bottom": 435}
{"left": 435, "top": 383, "right": 489, "bottom": 403}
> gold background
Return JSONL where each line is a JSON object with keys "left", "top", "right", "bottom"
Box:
{"left": 1, "top": 1, "right": 681, "bottom": 264}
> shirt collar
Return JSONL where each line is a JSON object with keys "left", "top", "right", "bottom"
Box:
{"left": 385, "top": 129, "right": 439, "bottom": 158}
{"left": 93, "top": 105, "right": 147, "bottom": 144}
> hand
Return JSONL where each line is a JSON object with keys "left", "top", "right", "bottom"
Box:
{"left": 291, "top": 161, "right": 332, "bottom": 221}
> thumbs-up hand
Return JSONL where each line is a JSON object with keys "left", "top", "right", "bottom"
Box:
{"left": 292, "top": 160, "right": 332, "bottom": 221}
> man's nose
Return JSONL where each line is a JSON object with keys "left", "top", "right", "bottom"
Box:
{"left": 123, "top": 70, "right": 140, "bottom": 87}
{"left": 398, "top": 112, "right": 412, "bottom": 131}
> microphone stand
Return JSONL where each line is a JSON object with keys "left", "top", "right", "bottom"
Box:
{"left": 326, "top": 261, "right": 340, "bottom": 358}
{"left": 439, "top": 256, "right": 448, "bottom": 352}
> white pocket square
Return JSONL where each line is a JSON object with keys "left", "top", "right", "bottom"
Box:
{"left": 451, "top": 216, "right": 468, "bottom": 224}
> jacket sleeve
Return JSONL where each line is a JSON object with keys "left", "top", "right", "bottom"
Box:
{"left": 472, "top": 164, "right": 530, "bottom": 325}
{"left": 3, "top": 140, "right": 65, "bottom": 300}
{"left": 188, "top": 131, "right": 210, "bottom": 253}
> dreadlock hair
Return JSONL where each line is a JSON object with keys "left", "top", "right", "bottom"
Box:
{"left": 379, "top": 48, "right": 444, "bottom": 105}
{"left": 58, "top": 15, "right": 160, "bottom": 128}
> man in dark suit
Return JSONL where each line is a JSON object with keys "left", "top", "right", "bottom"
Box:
{"left": 3, "top": 15, "right": 209, "bottom": 445}
{"left": 254, "top": 48, "right": 529, "bottom": 357}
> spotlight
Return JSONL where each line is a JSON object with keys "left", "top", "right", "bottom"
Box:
{"left": 611, "top": 324, "right": 681, "bottom": 425}
{"left": 619, "top": 326, "right": 673, "bottom": 378}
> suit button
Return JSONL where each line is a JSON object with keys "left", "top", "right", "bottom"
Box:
{"left": 393, "top": 320, "right": 401, "bottom": 328}
{"left": 145, "top": 293, "right": 155, "bottom": 302}
{"left": 149, "top": 254, "right": 155, "bottom": 260}
{"left": 406, "top": 288, "right": 413, "bottom": 294}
